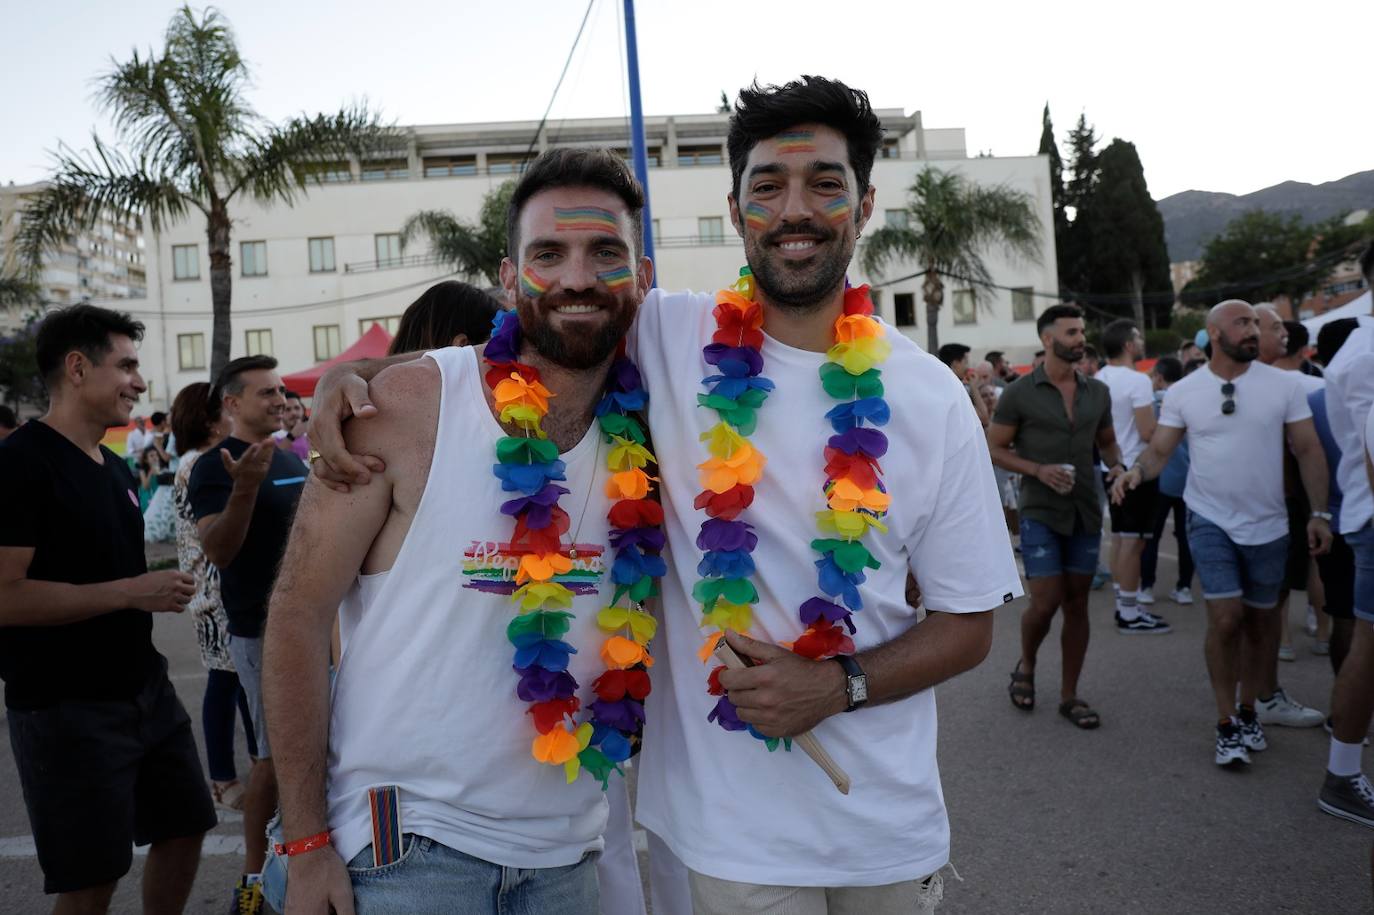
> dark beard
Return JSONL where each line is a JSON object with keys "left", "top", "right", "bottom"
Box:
{"left": 516, "top": 292, "right": 634, "bottom": 370}
{"left": 1218, "top": 334, "right": 1258, "bottom": 363}
{"left": 746, "top": 219, "right": 852, "bottom": 312}
{"left": 1052, "top": 340, "right": 1084, "bottom": 363}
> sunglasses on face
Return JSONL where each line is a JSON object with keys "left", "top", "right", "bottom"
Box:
{"left": 1221, "top": 382, "right": 1236, "bottom": 416}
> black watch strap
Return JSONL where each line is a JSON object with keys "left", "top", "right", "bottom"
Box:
{"left": 834, "top": 654, "right": 868, "bottom": 712}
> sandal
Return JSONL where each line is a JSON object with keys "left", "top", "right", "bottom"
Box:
{"left": 1058, "top": 698, "right": 1101, "bottom": 730}
{"left": 213, "top": 779, "right": 245, "bottom": 812}
{"left": 1008, "top": 663, "right": 1035, "bottom": 711}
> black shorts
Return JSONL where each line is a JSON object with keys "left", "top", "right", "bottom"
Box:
{"left": 1106, "top": 475, "right": 1157, "bottom": 538}
{"left": 1316, "top": 532, "right": 1356, "bottom": 620}
{"left": 1286, "top": 499, "right": 1311, "bottom": 592}
{"left": 7, "top": 667, "right": 216, "bottom": 894}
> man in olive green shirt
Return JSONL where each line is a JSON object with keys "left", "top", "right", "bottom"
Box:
{"left": 988, "top": 304, "right": 1149, "bottom": 730}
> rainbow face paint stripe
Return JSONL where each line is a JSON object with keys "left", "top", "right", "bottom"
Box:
{"left": 597, "top": 266, "right": 634, "bottom": 290}
{"left": 775, "top": 129, "right": 816, "bottom": 154}
{"left": 823, "top": 197, "right": 852, "bottom": 224}
{"left": 744, "top": 202, "right": 771, "bottom": 231}
{"left": 554, "top": 207, "right": 619, "bottom": 233}
{"left": 520, "top": 266, "right": 549, "bottom": 298}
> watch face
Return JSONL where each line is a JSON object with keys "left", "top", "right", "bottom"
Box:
{"left": 849, "top": 675, "right": 868, "bottom": 704}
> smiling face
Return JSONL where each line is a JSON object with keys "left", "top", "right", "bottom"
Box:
{"left": 73, "top": 333, "right": 146, "bottom": 428}
{"left": 729, "top": 124, "right": 874, "bottom": 313}
{"left": 499, "top": 186, "right": 650, "bottom": 370}
{"left": 224, "top": 369, "right": 287, "bottom": 441}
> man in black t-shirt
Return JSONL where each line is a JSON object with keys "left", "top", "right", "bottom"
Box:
{"left": 0, "top": 304, "right": 214, "bottom": 911}
{"left": 189, "top": 354, "right": 305, "bottom": 909}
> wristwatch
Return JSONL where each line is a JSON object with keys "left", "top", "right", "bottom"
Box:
{"left": 1311, "top": 511, "right": 1333, "bottom": 522}
{"left": 833, "top": 655, "right": 868, "bottom": 712}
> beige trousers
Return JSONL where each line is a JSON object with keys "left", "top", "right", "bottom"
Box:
{"left": 687, "top": 869, "right": 943, "bottom": 915}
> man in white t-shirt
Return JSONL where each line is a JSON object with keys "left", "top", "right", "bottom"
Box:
{"left": 1095, "top": 319, "right": 1171, "bottom": 634}
{"left": 126, "top": 415, "right": 152, "bottom": 456}
{"left": 1113, "top": 300, "right": 1332, "bottom": 768}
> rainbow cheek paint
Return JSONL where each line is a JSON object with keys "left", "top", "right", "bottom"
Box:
{"left": 520, "top": 266, "right": 550, "bottom": 298}
{"left": 823, "top": 197, "right": 852, "bottom": 225}
{"left": 744, "top": 202, "right": 771, "bottom": 231}
{"left": 597, "top": 266, "right": 634, "bottom": 290}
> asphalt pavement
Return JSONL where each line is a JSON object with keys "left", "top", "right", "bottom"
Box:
{"left": 0, "top": 538, "right": 1369, "bottom": 913}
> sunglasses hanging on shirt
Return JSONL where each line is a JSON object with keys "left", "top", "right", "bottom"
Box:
{"left": 1221, "top": 382, "right": 1236, "bottom": 416}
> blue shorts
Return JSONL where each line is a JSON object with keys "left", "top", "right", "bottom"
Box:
{"left": 1020, "top": 518, "right": 1100, "bottom": 579}
{"left": 1347, "top": 523, "right": 1374, "bottom": 623}
{"left": 1186, "top": 511, "right": 1287, "bottom": 609}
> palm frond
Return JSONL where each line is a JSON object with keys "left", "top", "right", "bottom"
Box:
{"left": 400, "top": 209, "right": 491, "bottom": 277}
{"left": 0, "top": 274, "right": 40, "bottom": 309}
{"left": 230, "top": 104, "right": 403, "bottom": 203}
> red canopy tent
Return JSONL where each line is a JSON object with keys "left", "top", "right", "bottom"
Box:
{"left": 282, "top": 323, "right": 393, "bottom": 398}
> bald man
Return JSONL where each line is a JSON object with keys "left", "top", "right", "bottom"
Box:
{"left": 1114, "top": 300, "right": 1332, "bottom": 767}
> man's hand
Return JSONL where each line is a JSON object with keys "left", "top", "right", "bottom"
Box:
{"left": 1035, "top": 463, "right": 1075, "bottom": 496}
{"left": 1308, "top": 517, "right": 1333, "bottom": 556}
{"left": 307, "top": 366, "right": 385, "bottom": 493}
{"left": 284, "top": 849, "right": 355, "bottom": 915}
{"left": 221, "top": 440, "right": 275, "bottom": 493}
{"left": 1110, "top": 467, "right": 1141, "bottom": 505}
{"left": 122, "top": 570, "right": 195, "bottom": 613}
{"left": 717, "top": 631, "right": 847, "bottom": 738}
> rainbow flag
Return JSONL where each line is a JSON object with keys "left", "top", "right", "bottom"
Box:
{"left": 744, "top": 202, "right": 771, "bottom": 231}
{"left": 520, "top": 266, "right": 549, "bottom": 298}
{"left": 554, "top": 207, "right": 618, "bottom": 233}
{"left": 101, "top": 423, "right": 133, "bottom": 456}
{"left": 775, "top": 130, "right": 816, "bottom": 154}
{"left": 823, "top": 197, "right": 852, "bottom": 223}
{"left": 597, "top": 266, "right": 633, "bottom": 290}
{"left": 462, "top": 541, "right": 604, "bottom": 596}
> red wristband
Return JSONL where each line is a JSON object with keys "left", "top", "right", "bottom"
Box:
{"left": 274, "top": 830, "right": 331, "bottom": 857}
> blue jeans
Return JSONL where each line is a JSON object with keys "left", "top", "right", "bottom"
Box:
{"left": 1347, "top": 523, "right": 1374, "bottom": 622}
{"left": 1019, "top": 517, "right": 1100, "bottom": 579}
{"left": 264, "top": 833, "right": 600, "bottom": 915}
{"left": 1186, "top": 511, "right": 1287, "bottom": 608}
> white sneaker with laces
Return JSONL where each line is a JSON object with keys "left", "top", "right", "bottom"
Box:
{"left": 1169, "top": 587, "right": 1194, "bottom": 605}
{"left": 1137, "top": 587, "right": 1155, "bottom": 606}
{"left": 1256, "top": 688, "right": 1324, "bottom": 727}
{"left": 1216, "top": 722, "right": 1251, "bottom": 767}
{"left": 1305, "top": 605, "right": 1318, "bottom": 637}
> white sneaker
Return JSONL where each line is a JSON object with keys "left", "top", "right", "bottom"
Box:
{"left": 1137, "top": 587, "right": 1156, "bottom": 606}
{"left": 1278, "top": 645, "right": 1296, "bottom": 662}
{"left": 1305, "top": 605, "right": 1318, "bottom": 637}
{"left": 1216, "top": 721, "right": 1251, "bottom": 767}
{"left": 1170, "top": 587, "right": 1194, "bottom": 605}
{"left": 1256, "top": 688, "right": 1324, "bottom": 727}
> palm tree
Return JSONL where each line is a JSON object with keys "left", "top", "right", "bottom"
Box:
{"left": 399, "top": 180, "right": 515, "bottom": 285}
{"left": 17, "top": 5, "right": 400, "bottom": 379}
{"left": 862, "top": 167, "right": 1042, "bottom": 352}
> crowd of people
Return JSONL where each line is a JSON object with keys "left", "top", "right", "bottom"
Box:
{"left": 0, "top": 73, "right": 1370, "bottom": 915}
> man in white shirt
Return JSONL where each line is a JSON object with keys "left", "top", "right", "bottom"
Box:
{"left": 1095, "top": 319, "right": 1170, "bottom": 634}
{"left": 1113, "top": 300, "right": 1332, "bottom": 767}
{"left": 126, "top": 415, "right": 152, "bottom": 456}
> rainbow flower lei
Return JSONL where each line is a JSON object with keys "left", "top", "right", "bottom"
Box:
{"left": 485, "top": 310, "right": 663, "bottom": 787}
{"left": 694, "top": 268, "right": 891, "bottom": 749}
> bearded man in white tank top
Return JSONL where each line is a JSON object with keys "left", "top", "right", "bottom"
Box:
{"left": 262, "top": 149, "right": 656, "bottom": 915}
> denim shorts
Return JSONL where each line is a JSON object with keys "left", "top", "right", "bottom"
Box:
{"left": 1186, "top": 511, "right": 1288, "bottom": 609}
{"left": 1019, "top": 518, "right": 1101, "bottom": 579}
{"left": 1347, "top": 523, "right": 1374, "bottom": 623}
{"left": 227, "top": 635, "right": 269, "bottom": 758}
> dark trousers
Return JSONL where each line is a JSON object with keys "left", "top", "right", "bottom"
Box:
{"left": 1141, "top": 492, "right": 1194, "bottom": 591}
{"left": 202, "top": 667, "right": 258, "bottom": 783}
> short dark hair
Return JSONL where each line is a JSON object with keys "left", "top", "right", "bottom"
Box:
{"left": 0, "top": 405, "right": 16, "bottom": 430}
{"left": 506, "top": 148, "right": 645, "bottom": 261}
{"left": 1101, "top": 319, "right": 1138, "bottom": 358}
{"left": 1360, "top": 242, "right": 1374, "bottom": 283}
{"left": 1034, "top": 349, "right": 1046, "bottom": 358}
{"left": 1316, "top": 317, "right": 1361, "bottom": 366}
{"left": 1183, "top": 357, "right": 1207, "bottom": 375}
{"left": 1282, "top": 320, "right": 1309, "bottom": 357}
{"left": 1036, "top": 304, "right": 1083, "bottom": 336}
{"left": 214, "top": 355, "right": 278, "bottom": 400}
{"left": 1082, "top": 343, "right": 1100, "bottom": 362}
{"left": 284, "top": 389, "right": 303, "bottom": 402}
{"left": 150, "top": 411, "right": 167, "bottom": 426}
{"left": 170, "top": 382, "right": 221, "bottom": 453}
{"left": 1153, "top": 355, "right": 1183, "bottom": 384}
{"left": 726, "top": 76, "right": 885, "bottom": 203}
{"left": 389, "top": 281, "right": 502, "bottom": 355}
{"left": 35, "top": 304, "right": 145, "bottom": 388}
{"left": 986, "top": 350, "right": 1005, "bottom": 364}
{"left": 937, "top": 343, "right": 971, "bottom": 366}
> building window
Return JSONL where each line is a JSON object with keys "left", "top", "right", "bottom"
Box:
{"left": 423, "top": 155, "right": 477, "bottom": 177}
{"left": 361, "top": 159, "right": 409, "bottom": 181}
{"left": 651, "top": 219, "right": 660, "bottom": 242}
{"left": 359, "top": 316, "right": 402, "bottom": 336}
{"left": 374, "top": 233, "right": 402, "bottom": 267}
{"left": 487, "top": 153, "right": 535, "bottom": 174}
{"left": 895, "top": 293, "right": 917, "bottom": 327}
{"left": 308, "top": 237, "right": 336, "bottom": 273}
{"left": 698, "top": 217, "right": 724, "bottom": 244}
{"left": 172, "top": 244, "right": 199, "bottom": 280}
{"left": 952, "top": 289, "right": 976, "bottom": 325}
{"left": 1012, "top": 286, "right": 1035, "bottom": 321}
{"left": 313, "top": 324, "right": 341, "bottom": 362}
{"left": 240, "top": 240, "right": 267, "bottom": 277}
{"left": 611, "top": 147, "right": 661, "bottom": 167}
{"left": 880, "top": 140, "right": 901, "bottom": 159}
{"left": 884, "top": 209, "right": 909, "bottom": 230}
{"left": 306, "top": 161, "right": 352, "bottom": 183}
{"left": 678, "top": 145, "right": 723, "bottom": 166}
{"left": 245, "top": 329, "right": 274, "bottom": 357}
{"left": 177, "top": 333, "right": 206, "bottom": 370}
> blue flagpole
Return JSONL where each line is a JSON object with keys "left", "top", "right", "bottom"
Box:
{"left": 622, "top": 0, "right": 656, "bottom": 287}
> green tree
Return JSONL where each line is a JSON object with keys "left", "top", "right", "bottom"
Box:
{"left": 1037, "top": 104, "right": 1068, "bottom": 284}
{"left": 0, "top": 309, "right": 46, "bottom": 410}
{"left": 398, "top": 180, "right": 516, "bottom": 285}
{"left": 861, "top": 167, "right": 1042, "bottom": 352}
{"left": 17, "top": 6, "right": 398, "bottom": 380}
{"left": 1074, "top": 139, "right": 1173, "bottom": 326}
{"left": 1183, "top": 210, "right": 1317, "bottom": 306}
{"left": 1059, "top": 113, "right": 1099, "bottom": 293}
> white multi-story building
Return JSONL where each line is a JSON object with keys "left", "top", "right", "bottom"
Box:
{"left": 125, "top": 109, "right": 1058, "bottom": 408}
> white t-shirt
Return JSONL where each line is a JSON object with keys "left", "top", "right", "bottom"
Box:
{"left": 127, "top": 427, "right": 153, "bottom": 454}
{"left": 1096, "top": 364, "right": 1154, "bottom": 466}
{"left": 631, "top": 289, "right": 1021, "bottom": 887}
{"left": 1325, "top": 327, "right": 1374, "bottom": 535}
{"left": 1159, "top": 361, "right": 1311, "bottom": 545}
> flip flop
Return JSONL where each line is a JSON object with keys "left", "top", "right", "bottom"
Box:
{"left": 1059, "top": 698, "right": 1101, "bottom": 730}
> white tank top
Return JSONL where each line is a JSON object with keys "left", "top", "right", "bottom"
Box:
{"left": 326, "top": 345, "right": 616, "bottom": 868}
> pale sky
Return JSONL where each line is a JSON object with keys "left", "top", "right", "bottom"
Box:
{"left": 3, "top": 0, "right": 1368, "bottom": 201}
